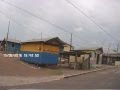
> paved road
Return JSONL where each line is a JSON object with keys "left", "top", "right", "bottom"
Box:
{"left": 2, "top": 67, "right": 120, "bottom": 89}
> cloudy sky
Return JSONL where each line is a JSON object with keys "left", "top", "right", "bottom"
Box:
{"left": 0, "top": 0, "right": 120, "bottom": 52}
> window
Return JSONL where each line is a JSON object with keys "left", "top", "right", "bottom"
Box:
{"left": 12, "top": 43, "right": 15, "bottom": 47}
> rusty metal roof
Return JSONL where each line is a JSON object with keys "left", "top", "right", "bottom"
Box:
{"left": 4, "top": 38, "right": 21, "bottom": 43}
{"left": 75, "top": 47, "right": 103, "bottom": 51}
{"left": 21, "top": 37, "right": 66, "bottom": 45}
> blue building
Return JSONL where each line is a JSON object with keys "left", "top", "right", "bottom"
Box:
{"left": 1, "top": 38, "right": 21, "bottom": 53}
{"left": 20, "top": 37, "right": 65, "bottom": 65}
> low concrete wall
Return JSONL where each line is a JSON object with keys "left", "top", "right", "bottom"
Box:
{"left": 115, "top": 61, "right": 120, "bottom": 66}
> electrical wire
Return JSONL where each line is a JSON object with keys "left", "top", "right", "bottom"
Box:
{"left": 66, "top": 0, "right": 119, "bottom": 42}
{"left": 1, "top": 0, "right": 91, "bottom": 43}
{"left": 0, "top": 10, "right": 40, "bottom": 36}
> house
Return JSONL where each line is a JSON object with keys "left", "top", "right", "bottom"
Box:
{"left": 63, "top": 44, "right": 74, "bottom": 52}
{"left": 60, "top": 50, "right": 91, "bottom": 69}
{"left": 68, "top": 47, "right": 103, "bottom": 68}
{"left": 0, "top": 38, "right": 21, "bottom": 53}
{"left": 102, "top": 53, "right": 120, "bottom": 66}
{"left": 20, "top": 37, "right": 65, "bottom": 65}
{"left": 79, "top": 47, "right": 103, "bottom": 67}
{"left": 60, "top": 44, "right": 74, "bottom": 63}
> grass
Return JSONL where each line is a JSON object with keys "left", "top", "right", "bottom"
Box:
{"left": 49, "top": 69, "right": 63, "bottom": 75}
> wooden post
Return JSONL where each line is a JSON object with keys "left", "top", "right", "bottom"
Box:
{"left": 5, "top": 21, "right": 10, "bottom": 52}
{"left": 70, "top": 33, "right": 73, "bottom": 51}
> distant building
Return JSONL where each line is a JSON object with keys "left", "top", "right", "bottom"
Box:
{"left": 20, "top": 37, "right": 65, "bottom": 65}
{"left": 79, "top": 47, "right": 103, "bottom": 65}
{"left": 69, "top": 47, "right": 103, "bottom": 68}
{"left": 60, "top": 47, "right": 103, "bottom": 69}
{"left": 0, "top": 38, "right": 21, "bottom": 53}
{"left": 102, "top": 53, "right": 120, "bottom": 66}
{"left": 63, "top": 44, "right": 74, "bottom": 52}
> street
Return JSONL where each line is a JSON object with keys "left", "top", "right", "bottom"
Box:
{"left": 2, "top": 67, "right": 120, "bottom": 89}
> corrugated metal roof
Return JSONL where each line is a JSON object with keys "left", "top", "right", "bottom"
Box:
{"left": 103, "top": 53, "right": 120, "bottom": 57}
{"left": 104, "top": 53, "right": 120, "bottom": 55}
{"left": 21, "top": 37, "right": 66, "bottom": 45}
{"left": 5, "top": 38, "right": 21, "bottom": 43}
{"left": 64, "top": 44, "right": 74, "bottom": 48}
{"left": 75, "top": 47, "right": 103, "bottom": 51}
{"left": 22, "top": 38, "right": 50, "bottom": 43}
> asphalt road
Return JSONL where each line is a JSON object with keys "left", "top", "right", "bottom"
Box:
{"left": 2, "top": 67, "right": 120, "bottom": 89}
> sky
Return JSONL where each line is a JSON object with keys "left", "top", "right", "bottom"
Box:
{"left": 0, "top": 0, "right": 120, "bottom": 53}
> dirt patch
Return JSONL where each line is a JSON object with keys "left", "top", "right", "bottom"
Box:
{"left": 0, "top": 53, "right": 62, "bottom": 77}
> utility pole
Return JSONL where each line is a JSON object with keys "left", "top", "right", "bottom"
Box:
{"left": 40, "top": 32, "right": 43, "bottom": 40}
{"left": 116, "top": 42, "right": 120, "bottom": 61}
{"left": 5, "top": 21, "right": 10, "bottom": 52}
{"left": 102, "top": 40, "right": 105, "bottom": 47}
{"left": 107, "top": 43, "right": 111, "bottom": 64}
{"left": 107, "top": 43, "right": 111, "bottom": 55}
{"left": 117, "top": 42, "right": 119, "bottom": 53}
{"left": 70, "top": 33, "right": 73, "bottom": 51}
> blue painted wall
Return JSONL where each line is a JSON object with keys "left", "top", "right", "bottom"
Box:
{"left": 6, "top": 42, "right": 21, "bottom": 53}
{"left": 20, "top": 51, "right": 59, "bottom": 65}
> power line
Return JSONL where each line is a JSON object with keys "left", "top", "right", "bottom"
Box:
{"left": 1, "top": 0, "right": 90, "bottom": 43}
{"left": 2, "top": 0, "right": 71, "bottom": 34}
{"left": 1, "top": 0, "right": 103, "bottom": 46}
{"left": 0, "top": 10, "right": 40, "bottom": 36}
{"left": 0, "top": 10, "right": 91, "bottom": 46}
{"left": 66, "top": 0, "right": 119, "bottom": 42}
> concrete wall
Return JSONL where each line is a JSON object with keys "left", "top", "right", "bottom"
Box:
{"left": 115, "top": 61, "right": 120, "bottom": 66}
{"left": 69, "top": 54, "right": 89, "bottom": 63}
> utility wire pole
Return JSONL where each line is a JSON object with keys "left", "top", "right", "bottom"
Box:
{"left": 102, "top": 40, "right": 105, "bottom": 47}
{"left": 70, "top": 33, "right": 73, "bottom": 51}
{"left": 5, "top": 21, "right": 10, "bottom": 52}
{"left": 107, "top": 43, "right": 111, "bottom": 55}
{"left": 116, "top": 42, "right": 120, "bottom": 61}
{"left": 107, "top": 43, "right": 111, "bottom": 64}
{"left": 40, "top": 32, "right": 43, "bottom": 40}
{"left": 39, "top": 32, "right": 43, "bottom": 40}
{"left": 117, "top": 42, "right": 119, "bottom": 53}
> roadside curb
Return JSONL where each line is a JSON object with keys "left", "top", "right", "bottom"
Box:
{"left": 1, "top": 67, "right": 117, "bottom": 87}
{"left": 63, "top": 66, "right": 117, "bottom": 79}
{"left": 0, "top": 76, "right": 64, "bottom": 87}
